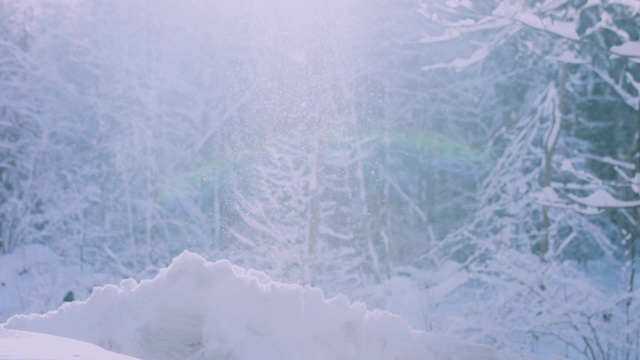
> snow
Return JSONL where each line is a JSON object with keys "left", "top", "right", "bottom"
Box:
{"left": 2, "top": 251, "right": 510, "bottom": 360}
{"left": 428, "top": 271, "right": 469, "bottom": 301}
{"left": 632, "top": 173, "right": 640, "bottom": 195}
{"left": 530, "top": 187, "right": 602, "bottom": 214}
{"left": 627, "top": 71, "right": 640, "bottom": 91}
{"left": 530, "top": 187, "right": 640, "bottom": 214}
{"left": 546, "top": 51, "right": 585, "bottom": 64}
{"left": 0, "top": 327, "right": 139, "bottom": 360}
{"left": 567, "top": 189, "right": 640, "bottom": 208}
{"left": 422, "top": 45, "right": 490, "bottom": 72}
{"left": 444, "top": 0, "right": 472, "bottom": 9}
{"left": 534, "top": 187, "right": 562, "bottom": 205}
{"left": 560, "top": 158, "right": 602, "bottom": 185}
{"left": 611, "top": 41, "right": 640, "bottom": 58}
{"left": 419, "top": 29, "right": 462, "bottom": 44}
{"left": 492, "top": 2, "right": 579, "bottom": 40}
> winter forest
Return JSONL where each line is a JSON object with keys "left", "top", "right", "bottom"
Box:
{"left": 0, "top": 0, "right": 639, "bottom": 359}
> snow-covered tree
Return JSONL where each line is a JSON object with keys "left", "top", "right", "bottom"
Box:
{"left": 418, "top": 0, "right": 640, "bottom": 358}
{"left": 0, "top": 1, "right": 88, "bottom": 257}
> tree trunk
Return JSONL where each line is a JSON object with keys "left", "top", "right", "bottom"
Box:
{"left": 540, "top": 63, "right": 567, "bottom": 260}
{"left": 626, "top": 100, "right": 640, "bottom": 360}
{"left": 307, "top": 112, "right": 325, "bottom": 287}
{"left": 355, "top": 144, "right": 381, "bottom": 283}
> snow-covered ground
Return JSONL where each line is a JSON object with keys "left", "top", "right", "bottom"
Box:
{"left": 0, "top": 244, "right": 118, "bottom": 323}
{"left": 0, "top": 251, "right": 545, "bottom": 360}
{"left": 0, "top": 327, "right": 140, "bottom": 359}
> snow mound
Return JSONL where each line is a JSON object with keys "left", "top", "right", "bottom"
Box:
{"left": 0, "top": 327, "right": 139, "bottom": 360}
{"left": 3, "top": 251, "right": 502, "bottom": 360}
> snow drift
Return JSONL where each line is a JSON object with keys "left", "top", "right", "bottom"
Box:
{"left": 2, "top": 251, "right": 503, "bottom": 360}
{"left": 0, "top": 327, "right": 139, "bottom": 360}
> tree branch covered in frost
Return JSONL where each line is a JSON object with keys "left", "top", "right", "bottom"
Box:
{"left": 420, "top": 0, "right": 640, "bottom": 109}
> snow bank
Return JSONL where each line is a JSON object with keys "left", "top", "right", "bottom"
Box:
{"left": 0, "top": 327, "right": 139, "bottom": 360}
{"left": 3, "top": 251, "right": 503, "bottom": 360}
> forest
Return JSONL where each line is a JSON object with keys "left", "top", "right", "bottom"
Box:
{"left": 0, "top": 0, "right": 639, "bottom": 359}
